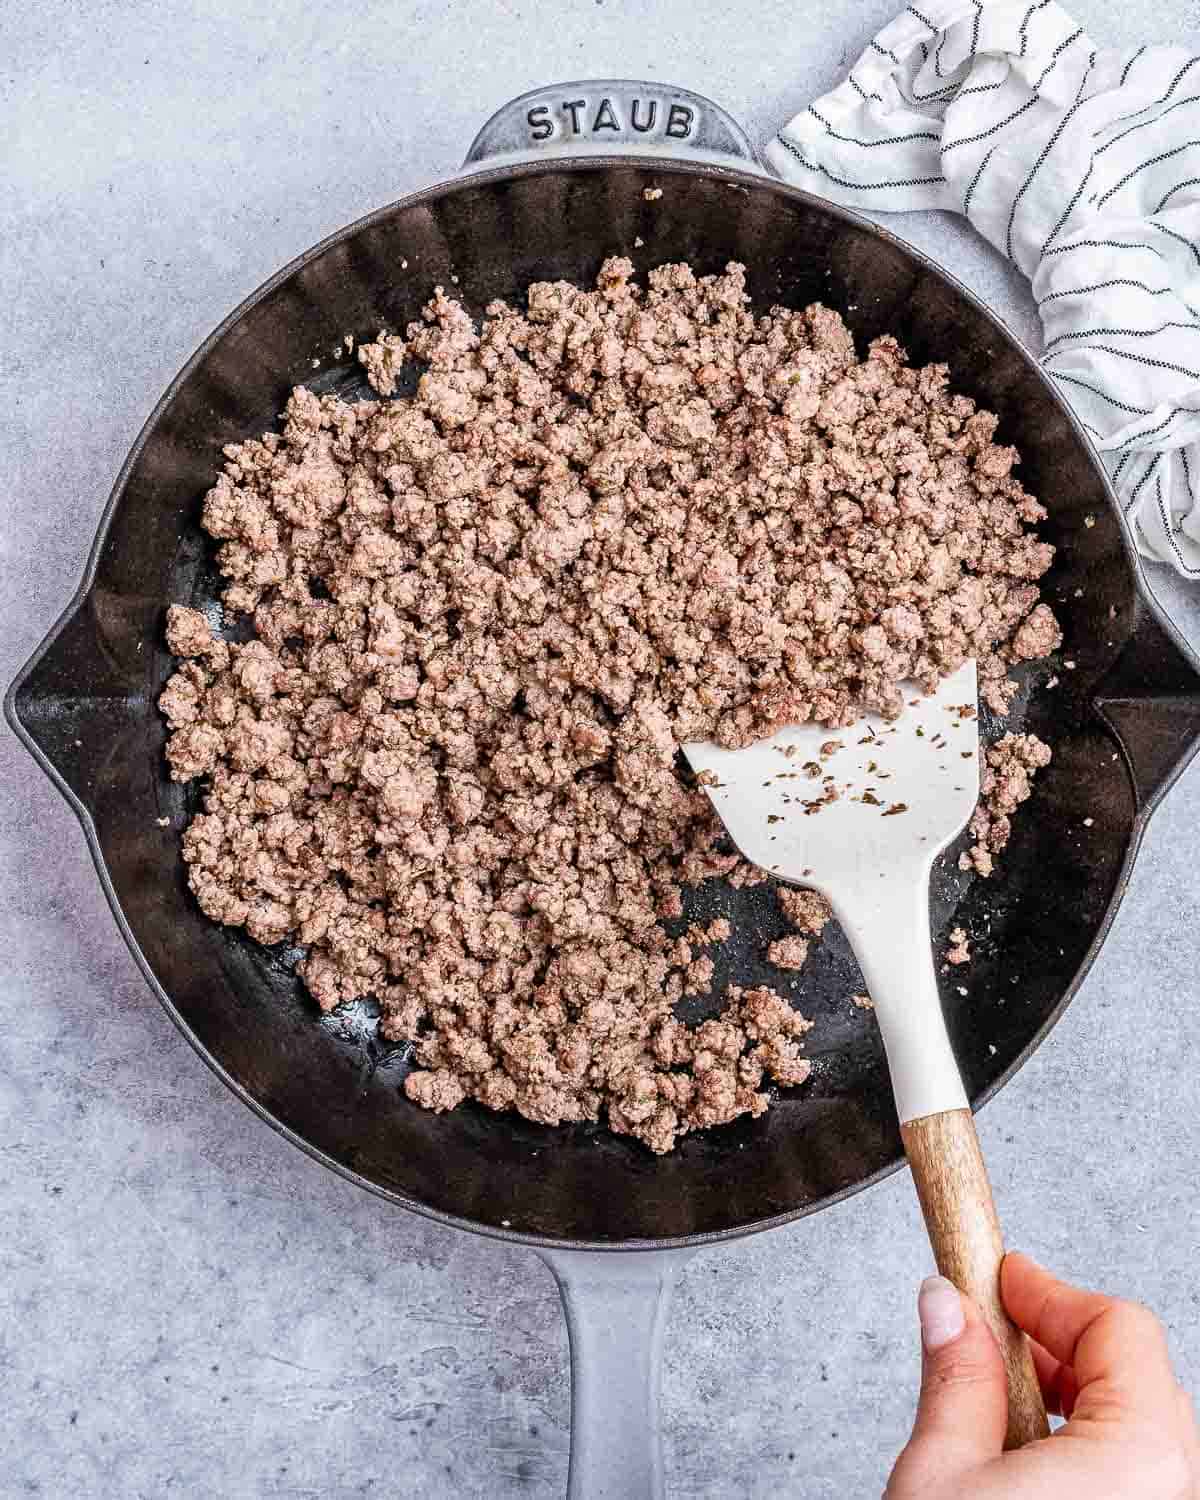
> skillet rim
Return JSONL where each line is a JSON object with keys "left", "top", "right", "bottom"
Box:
{"left": 7, "top": 155, "right": 1200, "bottom": 1251}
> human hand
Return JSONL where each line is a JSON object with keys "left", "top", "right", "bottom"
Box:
{"left": 886, "top": 1252, "right": 1199, "bottom": 1499}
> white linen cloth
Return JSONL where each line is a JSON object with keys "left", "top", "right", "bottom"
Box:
{"left": 765, "top": 0, "right": 1200, "bottom": 575}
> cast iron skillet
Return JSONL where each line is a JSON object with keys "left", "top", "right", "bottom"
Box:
{"left": 9, "top": 81, "right": 1200, "bottom": 1498}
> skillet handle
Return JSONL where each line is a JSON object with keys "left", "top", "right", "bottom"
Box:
{"left": 463, "top": 81, "right": 761, "bottom": 173}
{"left": 539, "top": 1247, "right": 698, "bottom": 1500}
{"left": 902, "top": 1110, "right": 1050, "bottom": 1450}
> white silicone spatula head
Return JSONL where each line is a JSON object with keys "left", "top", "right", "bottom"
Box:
{"left": 683, "top": 659, "right": 980, "bottom": 1125}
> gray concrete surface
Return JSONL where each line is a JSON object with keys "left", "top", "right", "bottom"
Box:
{"left": 3, "top": 2, "right": 1199, "bottom": 1495}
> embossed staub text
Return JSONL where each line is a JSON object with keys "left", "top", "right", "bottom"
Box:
{"left": 525, "top": 92, "right": 697, "bottom": 145}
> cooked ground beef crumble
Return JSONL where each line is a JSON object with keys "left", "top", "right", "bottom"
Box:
{"left": 160, "top": 259, "right": 1056, "bottom": 1153}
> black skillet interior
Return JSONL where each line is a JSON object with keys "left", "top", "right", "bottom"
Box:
{"left": 12, "top": 161, "right": 1200, "bottom": 1245}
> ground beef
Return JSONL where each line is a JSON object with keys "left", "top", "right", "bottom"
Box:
{"left": 1010, "top": 602, "right": 1062, "bottom": 661}
{"left": 959, "top": 733, "right": 1053, "bottom": 878}
{"left": 777, "top": 887, "right": 834, "bottom": 935}
{"left": 160, "top": 259, "right": 1058, "bottom": 1152}
{"left": 357, "top": 331, "right": 407, "bottom": 397}
{"left": 945, "top": 926, "right": 971, "bottom": 965}
{"left": 766, "top": 935, "right": 810, "bottom": 970}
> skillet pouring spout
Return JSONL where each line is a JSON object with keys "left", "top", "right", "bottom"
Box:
{"left": 1093, "top": 593, "right": 1200, "bottom": 818}
{"left": 7, "top": 588, "right": 157, "bottom": 820}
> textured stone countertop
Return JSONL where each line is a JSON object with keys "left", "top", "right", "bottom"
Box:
{"left": 3, "top": 2, "right": 1199, "bottom": 1495}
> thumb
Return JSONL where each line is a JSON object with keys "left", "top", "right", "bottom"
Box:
{"left": 887, "top": 1276, "right": 1009, "bottom": 1498}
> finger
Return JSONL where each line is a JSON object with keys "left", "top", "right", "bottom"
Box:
{"left": 1002, "top": 1253, "right": 1178, "bottom": 1417}
{"left": 1029, "top": 1339, "right": 1061, "bottom": 1412}
{"left": 1001, "top": 1252, "right": 1108, "bottom": 1366}
{"left": 888, "top": 1276, "right": 1008, "bottom": 1496}
{"left": 1029, "top": 1339, "right": 1078, "bottom": 1419}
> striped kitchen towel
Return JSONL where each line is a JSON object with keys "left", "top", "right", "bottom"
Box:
{"left": 765, "top": 1, "right": 1200, "bottom": 576}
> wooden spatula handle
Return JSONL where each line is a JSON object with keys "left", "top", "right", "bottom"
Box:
{"left": 901, "top": 1108, "right": 1050, "bottom": 1450}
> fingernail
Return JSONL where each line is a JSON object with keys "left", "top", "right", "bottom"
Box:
{"left": 919, "top": 1275, "right": 965, "bottom": 1350}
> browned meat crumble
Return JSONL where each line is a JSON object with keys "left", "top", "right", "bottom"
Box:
{"left": 959, "top": 733, "right": 1054, "bottom": 878}
{"left": 766, "top": 935, "right": 810, "bottom": 971}
{"left": 777, "top": 887, "right": 834, "bottom": 935}
{"left": 160, "top": 259, "right": 1056, "bottom": 1152}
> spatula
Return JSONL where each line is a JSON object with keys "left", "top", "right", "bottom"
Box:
{"left": 684, "top": 660, "right": 1049, "bottom": 1449}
